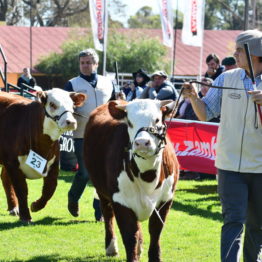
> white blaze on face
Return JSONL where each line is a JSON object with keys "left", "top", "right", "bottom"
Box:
{"left": 126, "top": 100, "right": 164, "bottom": 159}
{"left": 43, "top": 88, "right": 77, "bottom": 140}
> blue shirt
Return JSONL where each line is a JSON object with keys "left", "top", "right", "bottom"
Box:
{"left": 202, "top": 69, "right": 262, "bottom": 121}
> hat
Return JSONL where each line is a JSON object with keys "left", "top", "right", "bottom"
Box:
{"left": 236, "top": 29, "right": 262, "bottom": 57}
{"left": 221, "top": 56, "right": 236, "bottom": 66}
{"left": 151, "top": 70, "right": 168, "bottom": 79}
{"left": 132, "top": 69, "right": 150, "bottom": 82}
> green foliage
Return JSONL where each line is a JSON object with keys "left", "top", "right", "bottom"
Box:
{"left": 35, "top": 29, "right": 169, "bottom": 79}
{"left": 106, "top": 30, "right": 168, "bottom": 73}
{"left": 204, "top": 0, "right": 245, "bottom": 30}
{"left": 128, "top": 6, "right": 161, "bottom": 29}
{"left": 0, "top": 171, "right": 222, "bottom": 261}
{"left": 128, "top": 6, "right": 183, "bottom": 30}
{"left": 36, "top": 32, "right": 94, "bottom": 80}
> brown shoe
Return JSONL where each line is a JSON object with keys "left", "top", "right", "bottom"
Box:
{"left": 68, "top": 201, "right": 79, "bottom": 217}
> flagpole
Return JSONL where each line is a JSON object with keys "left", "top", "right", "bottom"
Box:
{"left": 172, "top": 2, "right": 179, "bottom": 77}
{"left": 102, "top": 0, "right": 108, "bottom": 76}
{"left": 198, "top": 0, "right": 206, "bottom": 80}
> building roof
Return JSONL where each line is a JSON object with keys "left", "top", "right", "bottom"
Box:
{"left": 0, "top": 25, "right": 241, "bottom": 76}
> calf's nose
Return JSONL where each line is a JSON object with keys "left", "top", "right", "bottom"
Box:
{"left": 134, "top": 138, "right": 151, "bottom": 149}
{"left": 66, "top": 119, "right": 77, "bottom": 130}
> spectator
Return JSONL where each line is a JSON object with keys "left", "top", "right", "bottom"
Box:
{"left": 17, "top": 68, "right": 36, "bottom": 90}
{"left": 198, "top": 77, "right": 214, "bottom": 98}
{"left": 140, "top": 70, "right": 178, "bottom": 100}
{"left": 175, "top": 96, "right": 198, "bottom": 120}
{"left": 125, "top": 69, "right": 150, "bottom": 101}
{"left": 182, "top": 29, "right": 262, "bottom": 262}
{"left": 204, "top": 53, "right": 224, "bottom": 80}
{"left": 65, "top": 48, "right": 114, "bottom": 221}
{"left": 199, "top": 77, "right": 220, "bottom": 123}
{"left": 221, "top": 56, "right": 237, "bottom": 71}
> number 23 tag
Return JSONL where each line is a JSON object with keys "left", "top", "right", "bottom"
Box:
{"left": 25, "top": 150, "right": 47, "bottom": 176}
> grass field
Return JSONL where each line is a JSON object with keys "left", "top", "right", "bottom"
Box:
{"left": 0, "top": 170, "right": 222, "bottom": 262}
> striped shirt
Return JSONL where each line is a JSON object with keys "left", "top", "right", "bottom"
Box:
{"left": 202, "top": 69, "right": 262, "bottom": 121}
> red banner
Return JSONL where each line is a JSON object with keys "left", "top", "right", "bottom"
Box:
{"left": 167, "top": 119, "right": 219, "bottom": 174}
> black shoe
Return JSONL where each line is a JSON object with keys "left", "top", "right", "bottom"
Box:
{"left": 68, "top": 201, "right": 79, "bottom": 217}
{"left": 93, "top": 198, "right": 103, "bottom": 222}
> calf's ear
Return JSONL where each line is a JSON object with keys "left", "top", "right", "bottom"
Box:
{"left": 70, "top": 92, "right": 87, "bottom": 107}
{"left": 36, "top": 91, "right": 47, "bottom": 104}
{"left": 108, "top": 100, "right": 128, "bottom": 120}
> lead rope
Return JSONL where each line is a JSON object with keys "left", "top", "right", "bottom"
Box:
{"left": 166, "top": 87, "right": 184, "bottom": 130}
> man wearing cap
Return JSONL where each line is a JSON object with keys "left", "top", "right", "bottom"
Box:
{"left": 222, "top": 56, "right": 238, "bottom": 71}
{"left": 182, "top": 29, "right": 262, "bottom": 262}
{"left": 140, "top": 70, "right": 178, "bottom": 100}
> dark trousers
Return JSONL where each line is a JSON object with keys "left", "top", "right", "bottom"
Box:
{"left": 218, "top": 169, "right": 262, "bottom": 262}
{"left": 68, "top": 138, "right": 102, "bottom": 220}
{"left": 68, "top": 139, "right": 89, "bottom": 202}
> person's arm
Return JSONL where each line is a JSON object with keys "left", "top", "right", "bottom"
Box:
{"left": 182, "top": 82, "right": 207, "bottom": 121}
{"left": 17, "top": 77, "right": 22, "bottom": 88}
{"left": 29, "top": 78, "right": 36, "bottom": 87}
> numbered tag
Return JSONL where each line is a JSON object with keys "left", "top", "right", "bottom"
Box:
{"left": 25, "top": 150, "right": 47, "bottom": 177}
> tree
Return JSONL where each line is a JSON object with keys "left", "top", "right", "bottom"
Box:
{"left": 128, "top": 6, "right": 183, "bottom": 29}
{"left": 128, "top": 6, "right": 161, "bottom": 29}
{"left": 0, "top": 0, "right": 22, "bottom": 24}
{"left": 1, "top": 0, "right": 125, "bottom": 27}
{"left": 35, "top": 29, "right": 169, "bottom": 80}
{"left": 204, "top": 0, "right": 245, "bottom": 29}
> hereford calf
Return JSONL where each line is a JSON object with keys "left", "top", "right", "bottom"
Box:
{"left": 0, "top": 88, "right": 86, "bottom": 223}
{"left": 84, "top": 99, "right": 179, "bottom": 262}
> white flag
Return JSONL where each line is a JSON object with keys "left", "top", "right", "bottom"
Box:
{"left": 89, "top": 0, "right": 108, "bottom": 51}
{"left": 182, "top": 0, "right": 205, "bottom": 47}
{"left": 157, "top": 0, "right": 174, "bottom": 47}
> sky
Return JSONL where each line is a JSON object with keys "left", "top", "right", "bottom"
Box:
{"left": 111, "top": 0, "right": 186, "bottom": 27}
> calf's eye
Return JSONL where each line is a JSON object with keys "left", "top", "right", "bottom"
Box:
{"left": 50, "top": 102, "right": 57, "bottom": 110}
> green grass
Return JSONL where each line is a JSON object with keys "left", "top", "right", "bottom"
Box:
{"left": 0, "top": 171, "right": 222, "bottom": 262}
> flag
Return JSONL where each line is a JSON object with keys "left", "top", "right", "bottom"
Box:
{"left": 182, "top": 0, "right": 205, "bottom": 47}
{"left": 157, "top": 0, "right": 174, "bottom": 47}
{"left": 89, "top": 0, "right": 108, "bottom": 51}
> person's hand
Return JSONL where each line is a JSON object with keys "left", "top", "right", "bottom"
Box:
{"left": 206, "top": 67, "right": 216, "bottom": 77}
{"left": 130, "top": 83, "right": 135, "bottom": 91}
{"left": 182, "top": 82, "right": 199, "bottom": 100}
{"left": 147, "top": 81, "right": 155, "bottom": 88}
{"left": 248, "top": 90, "right": 262, "bottom": 105}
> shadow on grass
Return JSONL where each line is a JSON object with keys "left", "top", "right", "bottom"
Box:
{"left": 179, "top": 184, "right": 218, "bottom": 195}
{"left": 0, "top": 216, "right": 102, "bottom": 231}
{"left": 172, "top": 201, "right": 222, "bottom": 222}
{"left": 10, "top": 254, "right": 122, "bottom": 262}
{"left": 173, "top": 183, "right": 222, "bottom": 222}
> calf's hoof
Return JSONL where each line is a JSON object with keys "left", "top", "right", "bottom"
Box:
{"left": 106, "top": 238, "right": 119, "bottom": 257}
{"left": 20, "top": 219, "right": 32, "bottom": 225}
{"left": 9, "top": 207, "right": 19, "bottom": 216}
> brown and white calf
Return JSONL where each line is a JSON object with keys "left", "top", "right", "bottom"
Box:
{"left": 0, "top": 88, "right": 86, "bottom": 223}
{"left": 84, "top": 99, "right": 179, "bottom": 262}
